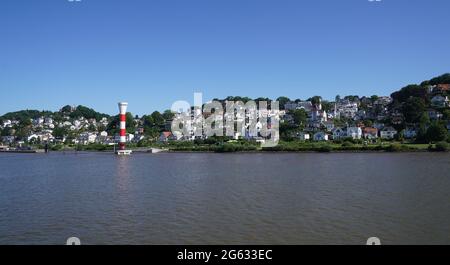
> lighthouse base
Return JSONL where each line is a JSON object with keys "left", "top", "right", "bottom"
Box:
{"left": 116, "top": 150, "right": 132, "bottom": 156}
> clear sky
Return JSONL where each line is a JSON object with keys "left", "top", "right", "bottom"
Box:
{"left": 0, "top": 0, "right": 449, "bottom": 116}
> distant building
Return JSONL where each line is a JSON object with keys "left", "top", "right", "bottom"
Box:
{"left": 431, "top": 95, "right": 449, "bottom": 108}
{"left": 332, "top": 127, "right": 346, "bottom": 140}
{"left": 335, "top": 99, "right": 358, "bottom": 119}
{"left": 159, "top": 131, "right": 174, "bottom": 142}
{"left": 427, "top": 109, "right": 443, "bottom": 120}
{"left": 78, "top": 133, "right": 97, "bottom": 145}
{"left": 432, "top": 84, "right": 450, "bottom": 94}
{"left": 363, "top": 127, "right": 378, "bottom": 139}
{"left": 347, "top": 127, "right": 363, "bottom": 140}
{"left": 2, "top": 120, "right": 12, "bottom": 128}
{"left": 1, "top": 136, "right": 15, "bottom": 144}
{"left": 380, "top": 127, "right": 397, "bottom": 139}
{"left": 403, "top": 127, "right": 417, "bottom": 139}
{"left": 322, "top": 121, "right": 335, "bottom": 132}
{"left": 0, "top": 145, "right": 10, "bottom": 151}
{"left": 297, "top": 132, "right": 310, "bottom": 141}
{"left": 313, "top": 131, "right": 329, "bottom": 141}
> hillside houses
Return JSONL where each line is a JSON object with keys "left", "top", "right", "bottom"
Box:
{"left": 1, "top": 75, "right": 449, "bottom": 148}
{"left": 334, "top": 99, "right": 359, "bottom": 119}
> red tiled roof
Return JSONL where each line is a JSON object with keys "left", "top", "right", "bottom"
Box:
{"left": 363, "top": 127, "right": 378, "bottom": 134}
{"left": 162, "top": 131, "right": 172, "bottom": 137}
{"left": 437, "top": 84, "right": 450, "bottom": 91}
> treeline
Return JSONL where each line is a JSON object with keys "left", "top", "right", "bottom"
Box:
{"left": 388, "top": 74, "right": 450, "bottom": 143}
{"left": 60, "top": 105, "right": 110, "bottom": 121}
{"left": 0, "top": 105, "right": 110, "bottom": 124}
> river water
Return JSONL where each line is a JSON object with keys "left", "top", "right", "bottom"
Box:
{"left": 0, "top": 152, "right": 449, "bottom": 244}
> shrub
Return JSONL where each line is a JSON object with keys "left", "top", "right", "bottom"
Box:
{"left": 342, "top": 141, "right": 354, "bottom": 148}
{"left": 386, "top": 143, "right": 402, "bottom": 152}
{"left": 316, "top": 144, "right": 333, "bottom": 152}
{"left": 434, "top": 141, "right": 449, "bottom": 152}
{"left": 50, "top": 144, "right": 63, "bottom": 151}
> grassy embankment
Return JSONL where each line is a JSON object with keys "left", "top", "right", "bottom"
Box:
{"left": 46, "top": 140, "right": 449, "bottom": 153}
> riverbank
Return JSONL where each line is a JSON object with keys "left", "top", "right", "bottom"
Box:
{"left": 3, "top": 141, "right": 446, "bottom": 154}
{"left": 0, "top": 149, "right": 46, "bottom": 153}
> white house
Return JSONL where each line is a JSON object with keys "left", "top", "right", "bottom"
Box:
{"left": 62, "top": 121, "right": 72, "bottom": 127}
{"left": 347, "top": 127, "right": 362, "bottom": 139}
{"left": 0, "top": 145, "right": 10, "bottom": 151}
{"left": 2, "top": 120, "right": 12, "bottom": 127}
{"left": 78, "top": 133, "right": 97, "bottom": 145}
{"left": 73, "top": 120, "right": 82, "bottom": 128}
{"left": 44, "top": 117, "right": 53, "bottom": 125}
{"left": 27, "top": 134, "right": 39, "bottom": 142}
{"left": 33, "top": 117, "right": 44, "bottom": 125}
{"left": 313, "top": 131, "right": 329, "bottom": 141}
{"left": 127, "top": 133, "right": 135, "bottom": 142}
{"left": 380, "top": 127, "right": 397, "bottom": 139}
{"left": 97, "top": 131, "right": 109, "bottom": 143}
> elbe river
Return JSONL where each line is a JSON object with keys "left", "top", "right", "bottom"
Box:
{"left": 0, "top": 152, "right": 449, "bottom": 244}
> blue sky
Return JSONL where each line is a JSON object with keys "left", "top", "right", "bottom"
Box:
{"left": 0, "top": 0, "right": 449, "bottom": 116}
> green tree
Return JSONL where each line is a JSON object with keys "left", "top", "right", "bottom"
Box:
{"left": 442, "top": 109, "right": 450, "bottom": 120}
{"left": 276, "top": 97, "right": 291, "bottom": 110}
{"left": 290, "top": 109, "right": 308, "bottom": 127}
{"left": 60, "top": 105, "right": 73, "bottom": 113}
{"left": 421, "top": 73, "right": 450, "bottom": 86}
{"left": 391, "top": 84, "right": 427, "bottom": 103}
{"left": 162, "top": 110, "right": 175, "bottom": 120}
{"left": 150, "top": 111, "right": 164, "bottom": 127}
{"left": 88, "top": 124, "right": 97, "bottom": 132}
{"left": 425, "top": 122, "right": 448, "bottom": 143}
{"left": 308, "top": 96, "right": 322, "bottom": 106}
{"left": 370, "top": 95, "right": 379, "bottom": 102}
{"left": 1, "top": 127, "right": 12, "bottom": 136}
{"left": 15, "top": 127, "right": 30, "bottom": 141}
{"left": 403, "top": 97, "right": 425, "bottom": 123}
{"left": 344, "top": 95, "right": 359, "bottom": 102}
{"left": 142, "top": 114, "right": 163, "bottom": 137}
{"left": 142, "top": 115, "right": 155, "bottom": 127}
{"left": 363, "top": 120, "right": 373, "bottom": 127}
{"left": 70, "top": 105, "right": 109, "bottom": 121}
{"left": 321, "top": 100, "right": 333, "bottom": 112}
{"left": 53, "top": 127, "right": 68, "bottom": 138}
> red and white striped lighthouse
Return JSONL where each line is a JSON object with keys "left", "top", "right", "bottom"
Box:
{"left": 117, "top": 102, "right": 132, "bottom": 155}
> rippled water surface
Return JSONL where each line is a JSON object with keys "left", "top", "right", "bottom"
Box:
{"left": 0, "top": 152, "right": 449, "bottom": 244}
